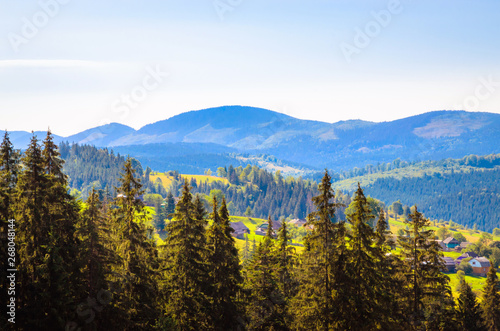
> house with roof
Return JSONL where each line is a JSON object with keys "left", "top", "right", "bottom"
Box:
{"left": 289, "top": 218, "right": 307, "bottom": 227}
{"left": 469, "top": 257, "right": 491, "bottom": 276}
{"left": 443, "top": 237, "right": 460, "bottom": 251}
{"left": 230, "top": 221, "right": 250, "bottom": 239}
{"left": 255, "top": 220, "right": 282, "bottom": 237}
{"left": 455, "top": 252, "right": 478, "bottom": 266}
{"left": 442, "top": 256, "right": 456, "bottom": 272}
{"left": 459, "top": 242, "right": 472, "bottom": 250}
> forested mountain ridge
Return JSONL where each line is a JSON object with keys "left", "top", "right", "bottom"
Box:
{"left": 58, "top": 142, "right": 166, "bottom": 198}
{"left": 332, "top": 154, "right": 500, "bottom": 232}
{"left": 56, "top": 140, "right": 500, "bottom": 232}
{"left": 8, "top": 107, "right": 500, "bottom": 172}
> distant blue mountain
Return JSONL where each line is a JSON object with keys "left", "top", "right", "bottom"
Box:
{"left": 6, "top": 130, "right": 64, "bottom": 150}
{"left": 7, "top": 106, "right": 500, "bottom": 172}
{"left": 65, "top": 123, "right": 135, "bottom": 147}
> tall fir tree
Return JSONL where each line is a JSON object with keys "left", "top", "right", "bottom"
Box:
{"left": 244, "top": 216, "right": 287, "bottom": 330}
{"left": 482, "top": 267, "right": 500, "bottom": 331}
{"left": 242, "top": 234, "right": 251, "bottom": 266}
{"left": 290, "top": 170, "right": 348, "bottom": 330}
{"left": 343, "top": 184, "right": 395, "bottom": 330}
{"left": 375, "top": 209, "right": 391, "bottom": 246}
{"left": 164, "top": 191, "right": 175, "bottom": 217}
{"left": 111, "top": 157, "right": 160, "bottom": 330}
{"left": 15, "top": 134, "right": 47, "bottom": 328}
{"left": 275, "top": 219, "right": 296, "bottom": 328}
{"left": 162, "top": 180, "right": 210, "bottom": 330}
{"left": 456, "top": 279, "right": 486, "bottom": 331}
{"left": 275, "top": 220, "right": 296, "bottom": 302}
{"left": 74, "top": 187, "right": 120, "bottom": 330}
{"left": 398, "top": 206, "right": 455, "bottom": 330}
{"left": 15, "top": 133, "right": 81, "bottom": 328}
{"left": 206, "top": 196, "right": 243, "bottom": 330}
{"left": 41, "top": 131, "right": 83, "bottom": 327}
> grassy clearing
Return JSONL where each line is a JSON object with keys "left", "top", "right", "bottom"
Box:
{"left": 149, "top": 173, "right": 175, "bottom": 190}
{"left": 447, "top": 273, "right": 500, "bottom": 300}
{"left": 387, "top": 213, "right": 500, "bottom": 244}
{"left": 149, "top": 173, "right": 229, "bottom": 191}
{"left": 181, "top": 174, "right": 230, "bottom": 185}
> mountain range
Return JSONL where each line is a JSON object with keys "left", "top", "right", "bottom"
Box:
{"left": 7, "top": 106, "right": 500, "bottom": 173}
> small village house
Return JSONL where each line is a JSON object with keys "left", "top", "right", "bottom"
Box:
{"left": 442, "top": 256, "right": 456, "bottom": 272}
{"left": 289, "top": 218, "right": 307, "bottom": 227}
{"left": 442, "top": 237, "right": 460, "bottom": 251}
{"left": 230, "top": 221, "right": 250, "bottom": 239}
{"left": 455, "top": 252, "right": 478, "bottom": 266}
{"left": 469, "top": 257, "right": 491, "bottom": 276}
{"left": 255, "top": 220, "right": 282, "bottom": 236}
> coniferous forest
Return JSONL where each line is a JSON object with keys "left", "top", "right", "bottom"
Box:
{"left": 2, "top": 131, "right": 500, "bottom": 331}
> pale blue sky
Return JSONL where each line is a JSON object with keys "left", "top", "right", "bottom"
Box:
{"left": 1, "top": 0, "right": 499, "bottom": 135}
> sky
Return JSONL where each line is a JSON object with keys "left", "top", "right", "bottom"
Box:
{"left": 1, "top": 0, "right": 499, "bottom": 136}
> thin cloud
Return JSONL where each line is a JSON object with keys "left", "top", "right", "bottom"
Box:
{"left": 0, "top": 59, "right": 124, "bottom": 69}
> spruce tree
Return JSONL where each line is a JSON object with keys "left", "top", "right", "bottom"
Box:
{"left": 0, "top": 131, "right": 19, "bottom": 221}
{"left": 165, "top": 191, "right": 175, "bottom": 217}
{"left": 344, "top": 184, "right": 394, "bottom": 330}
{"left": 74, "top": 187, "right": 120, "bottom": 330}
{"left": 456, "top": 279, "right": 486, "bottom": 331}
{"left": 290, "top": 170, "right": 348, "bottom": 330}
{"left": 242, "top": 234, "right": 251, "bottom": 266}
{"left": 41, "top": 131, "right": 83, "bottom": 327}
{"left": 111, "top": 157, "right": 160, "bottom": 330}
{"left": 375, "top": 209, "right": 391, "bottom": 246}
{"left": 244, "top": 216, "right": 286, "bottom": 330}
{"left": 15, "top": 134, "right": 59, "bottom": 328}
{"left": 398, "top": 206, "right": 455, "bottom": 329}
{"left": 206, "top": 196, "right": 243, "bottom": 330}
{"left": 482, "top": 267, "right": 500, "bottom": 331}
{"left": 162, "top": 180, "right": 210, "bottom": 330}
{"left": 276, "top": 220, "right": 296, "bottom": 302}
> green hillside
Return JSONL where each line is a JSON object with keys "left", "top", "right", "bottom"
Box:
{"left": 331, "top": 154, "right": 500, "bottom": 232}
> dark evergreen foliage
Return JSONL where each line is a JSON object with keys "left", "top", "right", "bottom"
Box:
{"left": 482, "top": 267, "right": 500, "bottom": 331}
{"left": 291, "top": 171, "right": 348, "bottom": 330}
{"left": 456, "top": 279, "right": 486, "bottom": 331}
{"left": 206, "top": 197, "right": 243, "bottom": 330}
{"left": 244, "top": 217, "right": 287, "bottom": 330}
{"left": 2, "top": 132, "right": 496, "bottom": 330}
{"left": 161, "top": 180, "right": 211, "bottom": 330}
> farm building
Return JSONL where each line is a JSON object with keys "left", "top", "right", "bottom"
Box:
{"left": 230, "top": 221, "right": 250, "bottom": 239}
{"left": 469, "top": 257, "right": 491, "bottom": 276}
{"left": 455, "top": 252, "right": 478, "bottom": 265}
{"left": 443, "top": 237, "right": 460, "bottom": 251}
{"left": 289, "top": 218, "right": 307, "bottom": 227}
{"left": 442, "top": 257, "right": 456, "bottom": 272}
{"left": 459, "top": 242, "right": 472, "bottom": 250}
{"left": 255, "top": 220, "right": 282, "bottom": 236}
